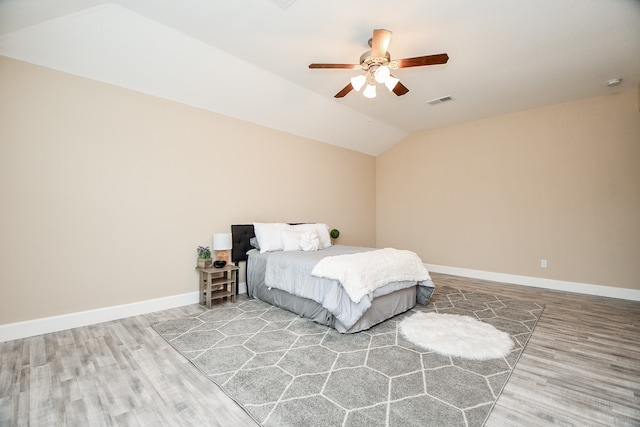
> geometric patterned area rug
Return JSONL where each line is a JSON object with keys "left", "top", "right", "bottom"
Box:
{"left": 152, "top": 286, "right": 544, "bottom": 427}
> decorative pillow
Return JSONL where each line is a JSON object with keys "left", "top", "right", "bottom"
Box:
{"left": 281, "top": 230, "right": 303, "bottom": 251}
{"left": 299, "top": 230, "right": 321, "bottom": 251}
{"left": 249, "top": 237, "right": 260, "bottom": 250}
{"left": 291, "top": 223, "right": 332, "bottom": 248}
{"left": 253, "top": 222, "right": 290, "bottom": 253}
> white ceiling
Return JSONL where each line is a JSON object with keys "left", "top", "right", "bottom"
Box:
{"left": 1, "top": 0, "right": 639, "bottom": 156}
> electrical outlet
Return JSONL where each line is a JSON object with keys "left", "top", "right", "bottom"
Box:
{"left": 540, "top": 259, "right": 548, "bottom": 268}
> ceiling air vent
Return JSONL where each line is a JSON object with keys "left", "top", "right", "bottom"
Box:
{"left": 426, "top": 96, "right": 453, "bottom": 106}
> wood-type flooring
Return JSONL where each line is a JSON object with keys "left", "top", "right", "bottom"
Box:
{"left": 1, "top": 273, "right": 639, "bottom": 426}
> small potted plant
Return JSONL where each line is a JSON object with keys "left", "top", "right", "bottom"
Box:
{"left": 330, "top": 228, "right": 340, "bottom": 245}
{"left": 197, "top": 246, "right": 212, "bottom": 268}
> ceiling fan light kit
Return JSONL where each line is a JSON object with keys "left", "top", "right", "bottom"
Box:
{"left": 309, "top": 29, "right": 449, "bottom": 99}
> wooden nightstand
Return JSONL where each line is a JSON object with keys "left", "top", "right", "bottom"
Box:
{"left": 196, "top": 265, "right": 239, "bottom": 308}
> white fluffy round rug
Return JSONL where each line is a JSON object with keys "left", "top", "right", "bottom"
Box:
{"left": 399, "top": 312, "right": 514, "bottom": 360}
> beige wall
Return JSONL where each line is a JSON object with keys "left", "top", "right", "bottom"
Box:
{"left": 377, "top": 90, "right": 640, "bottom": 290}
{"left": 3, "top": 54, "right": 638, "bottom": 326}
{"left": 0, "top": 56, "right": 376, "bottom": 324}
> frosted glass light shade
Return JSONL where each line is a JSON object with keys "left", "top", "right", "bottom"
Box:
{"left": 213, "top": 233, "right": 232, "bottom": 250}
{"left": 363, "top": 84, "right": 376, "bottom": 98}
{"left": 350, "top": 75, "right": 366, "bottom": 91}
{"left": 374, "top": 66, "right": 390, "bottom": 83}
{"left": 384, "top": 76, "right": 400, "bottom": 92}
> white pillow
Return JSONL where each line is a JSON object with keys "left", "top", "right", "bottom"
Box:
{"left": 299, "top": 230, "right": 321, "bottom": 251}
{"left": 253, "top": 222, "right": 291, "bottom": 253}
{"left": 291, "top": 223, "right": 332, "bottom": 248}
{"left": 281, "top": 230, "right": 303, "bottom": 251}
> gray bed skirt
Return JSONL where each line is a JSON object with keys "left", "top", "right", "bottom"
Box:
{"left": 250, "top": 281, "right": 419, "bottom": 333}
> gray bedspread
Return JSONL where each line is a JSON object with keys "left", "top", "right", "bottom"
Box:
{"left": 248, "top": 245, "right": 435, "bottom": 330}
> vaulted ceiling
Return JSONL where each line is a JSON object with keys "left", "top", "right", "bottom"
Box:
{"left": 1, "top": 0, "right": 639, "bottom": 156}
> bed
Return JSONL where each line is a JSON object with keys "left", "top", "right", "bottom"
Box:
{"left": 231, "top": 223, "right": 435, "bottom": 333}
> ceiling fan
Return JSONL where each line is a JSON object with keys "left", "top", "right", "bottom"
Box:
{"left": 309, "top": 29, "right": 449, "bottom": 99}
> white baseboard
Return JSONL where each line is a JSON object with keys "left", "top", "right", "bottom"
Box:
{"left": 0, "top": 291, "right": 198, "bottom": 343}
{"left": 238, "top": 281, "right": 247, "bottom": 295}
{"left": 0, "top": 283, "right": 250, "bottom": 343}
{"left": 425, "top": 264, "right": 640, "bottom": 302}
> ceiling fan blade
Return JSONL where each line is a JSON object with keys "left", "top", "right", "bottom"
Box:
{"left": 309, "top": 63, "right": 358, "bottom": 69}
{"left": 334, "top": 83, "right": 354, "bottom": 98}
{"left": 392, "top": 81, "right": 409, "bottom": 96}
{"left": 371, "top": 29, "right": 392, "bottom": 58}
{"left": 395, "top": 53, "right": 449, "bottom": 68}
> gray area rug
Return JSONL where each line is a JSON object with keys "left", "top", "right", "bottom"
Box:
{"left": 153, "top": 286, "right": 544, "bottom": 427}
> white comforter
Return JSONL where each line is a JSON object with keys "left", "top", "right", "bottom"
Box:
{"left": 311, "top": 248, "right": 431, "bottom": 303}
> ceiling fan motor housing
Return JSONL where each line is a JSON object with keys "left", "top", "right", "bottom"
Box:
{"left": 359, "top": 51, "right": 394, "bottom": 71}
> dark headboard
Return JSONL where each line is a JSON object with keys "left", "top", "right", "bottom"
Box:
{"left": 231, "top": 224, "right": 255, "bottom": 263}
{"left": 231, "top": 223, "right": 307, "bottom": 263}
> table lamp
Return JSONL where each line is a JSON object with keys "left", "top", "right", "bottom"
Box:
{"left": 213, "top": 232, "right": 232, "bottom": 267}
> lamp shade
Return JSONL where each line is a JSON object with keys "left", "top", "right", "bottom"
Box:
{"left": 374, "top": 65, "right": 390, "bottom": 83}
{"left": 363, "top": 84, "right": 376, "bottom": 99}
{"left": 384, "top": 75, "right": 400, "bottom": 92}
{"left": 213, "top": 233, "right": 232, "bottom": 250}
{"left": 350, "top": 75, "right": 366, "bottom": 91}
